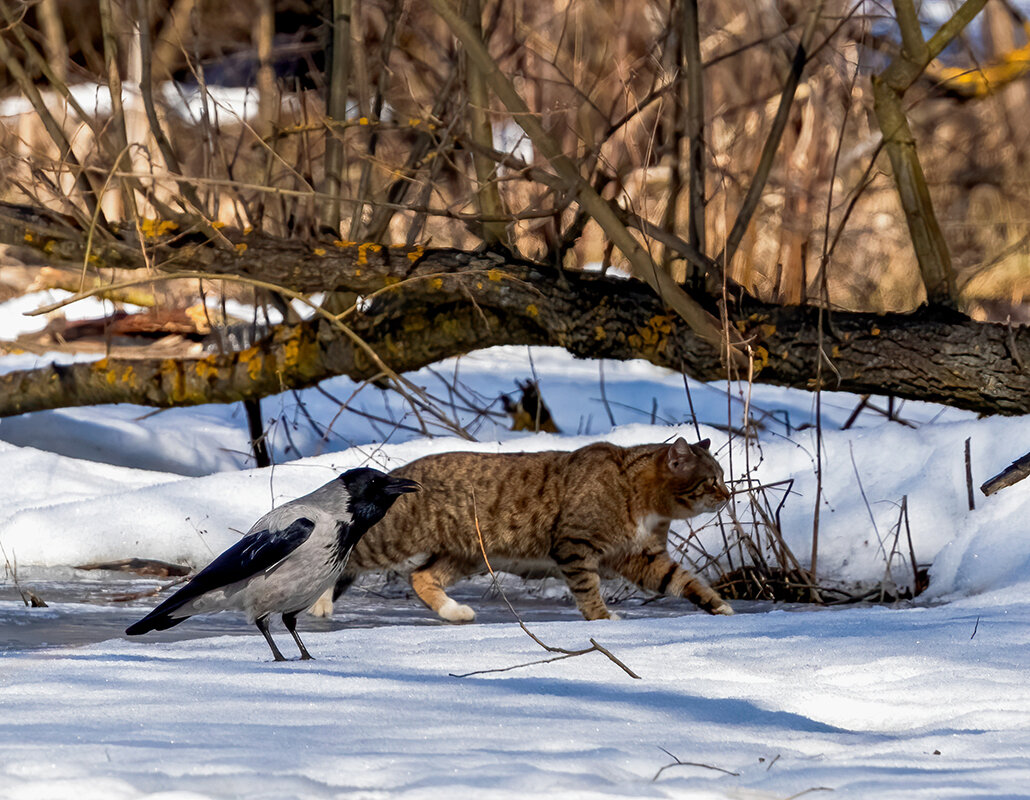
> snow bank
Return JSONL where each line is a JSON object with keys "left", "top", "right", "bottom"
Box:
{"left": 0, "top": 441, "right": 175, "bottom": 542}
{"left": 0, "top": 310, "right": 1027, "bottom": 598}
{"left": 0, "top": 423, "right": 722, "bottom": 567}
{"left": 3, "top": 407, "right": 1030, "bottom": 602}
{"left": 763, "top": 415, "right": 1030, "bottom": 596}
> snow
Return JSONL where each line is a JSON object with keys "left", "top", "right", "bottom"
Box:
{"left": 3, "top": 600, "right": 1029, "bottom": 799}
{"left": 1, "top": 289, "right": 1030, "bottom": 797}
{"left": 0, "top": 82, "right": 268, "bottom": 124}
{"left": 0, "top": 290, "right": 146, "bottom": 340}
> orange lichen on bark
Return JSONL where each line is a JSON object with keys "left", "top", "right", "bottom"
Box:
{"left": 628, "top": 315, "right": 673, "bottom": 357}
{"left": 194, "top": 357, "right": 221, "bottom": 382}
{"left": 238, "top": 347, "right": 264, "bottom": 381}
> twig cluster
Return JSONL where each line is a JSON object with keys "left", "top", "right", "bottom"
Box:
{"left": 0, "top": 539, "right": 47, "bottom": 608}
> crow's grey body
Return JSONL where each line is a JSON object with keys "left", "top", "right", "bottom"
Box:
{"left": 126, "top": 467, "right": 419, "bottom": 660}
{"left": 176, "top": 486, "right": 355, "bottom": 623}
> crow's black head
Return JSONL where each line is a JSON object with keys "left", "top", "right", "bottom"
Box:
{"left": 339, "top": 467, "right": 420, "bottom": 530}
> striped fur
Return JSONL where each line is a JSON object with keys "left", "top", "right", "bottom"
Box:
{"left": 313, "top": 438, "right": 733, "bottom": 621}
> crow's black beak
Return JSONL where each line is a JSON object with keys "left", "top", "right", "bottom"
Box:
{"left": 383, "top": 477, "right": 421, "bottom": 495}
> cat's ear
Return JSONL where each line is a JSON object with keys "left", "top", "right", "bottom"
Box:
{"left": 666, "top": 438, "right": 696, "bottom": 475}
{"left": 697, "top": 438, "right": 711, "bottom": 450}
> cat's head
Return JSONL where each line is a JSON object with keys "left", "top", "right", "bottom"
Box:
{"left": 659, "top": 437, "right": 731, "bottom": 518}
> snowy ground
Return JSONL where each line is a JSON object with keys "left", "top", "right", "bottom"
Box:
{"left": 4, "top": 595, "right": 1030, "bottom": 800}
{"left": 2, "top": 288, "right": 1030, "bottom": 798}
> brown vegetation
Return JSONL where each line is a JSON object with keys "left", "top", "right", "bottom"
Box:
{"left": 0, "top": 0, "right": 1027, "bottom": 420}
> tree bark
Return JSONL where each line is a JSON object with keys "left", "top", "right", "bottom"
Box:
{"left": 0, "top": 220, "right": 1027, "bottom": 417}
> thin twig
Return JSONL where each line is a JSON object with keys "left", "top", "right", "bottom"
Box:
{"left": 901, "top": 496, "right": 920, "bottom": 595}
{"left": 0, "top": 29, "right": 102, "bottom": 227}
{"left": 652, "top": 746, "right": 739, "bottom": 781}
{"left": 428, "top": 0, "right": 737, "bottom": 357}
{"left": 783, "top": 788, "right": 834, "bottom": 800}
{"left": 849, "top": 442, "right": 886, "bottom": 561}
{"left": 964, "top": 437, "right": 975, "bottom": 511}
{"left": 719, "top": 1, "right": 827, "bottom": 266}
{"left": 0, "top": 539, "right": 47, "bottom": 607}
{"left": 134, "top": 0, "right": 230, "bottom": 248}
{"left": 598, "top": 360, "right": 617, "bottom": 426}
{"left": 449, "top": 494, "right": 641, "bottom": 680}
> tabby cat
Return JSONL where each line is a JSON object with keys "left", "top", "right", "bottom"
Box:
{"left": 310, "top": 437, "right": 733, "bottom": 621}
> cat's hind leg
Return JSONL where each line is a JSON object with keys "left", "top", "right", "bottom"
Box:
{"left": 306, "top": 572, "right": 356, "bottom": 618}
{"left": 410, "top": 556, "right": 475, "bottom": 622}
{"left": 551, "top": 540, "right": 613, "bottom": 620}
{"left": 614, "top": 547, "right": 733, "bottom": 615}
{"left": 308, "top": 588, "right": 335, "bottom": 617}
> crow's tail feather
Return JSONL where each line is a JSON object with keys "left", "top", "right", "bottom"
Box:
{"left": 125, "top": 610, "right": 190, "bottom": 635}
{"left": 125, "top": 591, "right": 195, "bottom": 635}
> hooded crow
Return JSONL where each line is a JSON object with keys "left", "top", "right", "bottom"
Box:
{"left": 126, "top": 467, "right": 420, "bottom": 660}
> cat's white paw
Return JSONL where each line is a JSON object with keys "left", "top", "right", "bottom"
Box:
{"left": 607, "top": 611, "right": 623, "bottom": 621}
{"left": 438, "top": 598, "right": 476, "bottom": 623}
{"left": 712, "top": 601, "right": 734, "bottom": 616}
{"left": 308, "top": 593, "right": 335, "bottom": 618}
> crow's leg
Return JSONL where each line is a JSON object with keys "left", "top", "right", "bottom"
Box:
{"left": 255, "top": 615, "right": 287, "bottom": 661}
{"left": 282, "top": 611, "right": 313, "bottom": 660}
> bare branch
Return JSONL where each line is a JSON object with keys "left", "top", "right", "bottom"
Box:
{"left": 981, "top": 451, "right": 1030, "bottom": 497}
{"left": 463, "top": 0, "right": 510, "bottom": 248}
{"left": 892, "top": 0, "right": 929, "bottom": 63}
{"left": 719, "top": 1, "right": 826, "bottom": 268}
{"left": 134, "top": 0, "right": 230, "bottom": 248}
{"left": 0, "top": 25, "right": 104, "bottom": 226}
{"left": 427, "top": 0, "right": 737, "bottom": 358}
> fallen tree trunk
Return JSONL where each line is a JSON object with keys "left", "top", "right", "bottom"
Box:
{"left": 0, "top": 229, "right": 1027, "bottom": 416}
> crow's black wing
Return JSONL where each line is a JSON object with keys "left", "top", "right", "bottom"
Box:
{"left": 125, "top": 517, "right": 315, "bottom": 634}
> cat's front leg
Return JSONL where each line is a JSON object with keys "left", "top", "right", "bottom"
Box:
{"left": 409, "top": 555, "right": 476, "bottom": 622}
{"left": 614, "top": 547, "right": 733, "bottom": 615}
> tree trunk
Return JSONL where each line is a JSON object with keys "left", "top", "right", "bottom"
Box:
{"left": 0, "top": 227, "right": 1027, "bottom": 417}
{"left": 872, "top": 0, "right": 989, "bottom": 303}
